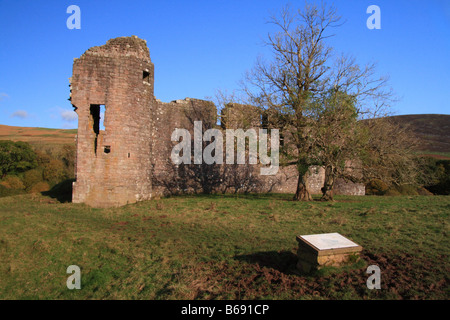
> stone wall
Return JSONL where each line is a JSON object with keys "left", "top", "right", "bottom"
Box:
{"left": 151, "top": 98, "right": 217, "bottom": 196}
{"left": 71, "top": 36, "right": 364, "bottom": 208}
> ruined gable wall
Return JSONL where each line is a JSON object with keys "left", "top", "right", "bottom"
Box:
{"left": 71, "top": 36, "right": 154, "bottom": 207}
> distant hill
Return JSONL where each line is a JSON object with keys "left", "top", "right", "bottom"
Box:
{"left": 1, "top": 113, "right": 449, "bottom": 158}
{"left": 386, "top": 114, "right": 450, "bottom": 158}
{"left": 0, "top": 125, "right": 76, "bottom": 146}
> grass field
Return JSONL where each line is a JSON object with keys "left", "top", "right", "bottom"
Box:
{"left": 0, "top": 192, "right": 448, "bottom": 300}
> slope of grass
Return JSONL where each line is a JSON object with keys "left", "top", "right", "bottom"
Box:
{"left": 388, "top": 114, "right": 450, "bottom": 155}
{"left": 0, "top": 124, "right": 76, "bottom": 146}
{"left": 0, "top": 193, "right": 448, "bottom": 300}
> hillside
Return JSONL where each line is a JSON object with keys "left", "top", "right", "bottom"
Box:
{"left": 0, "top": 125, "right": 76, "bottom": 146}
{"left": 386, "top": 114, "right": 450, "bottom": 158}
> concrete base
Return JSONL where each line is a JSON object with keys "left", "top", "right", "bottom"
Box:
{"left": 296, "top": 233, "right": 362, "bottom": 273}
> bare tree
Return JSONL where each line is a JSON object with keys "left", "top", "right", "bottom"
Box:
{"left": 241, "top": 3, "right": 343, "bottom": 201}
{"left": 241, "top": 2, "right": 396, "bottom": 201}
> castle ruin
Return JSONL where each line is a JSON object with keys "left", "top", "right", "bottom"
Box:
{"left": 70, "top": 36, "right": 364, "bottom": 208}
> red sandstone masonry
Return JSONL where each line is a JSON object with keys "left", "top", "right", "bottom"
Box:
{"left": 71, "top": 36, "right": 153, "bottom": 207}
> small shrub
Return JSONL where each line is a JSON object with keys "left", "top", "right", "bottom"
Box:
{"left": 29, "top": 181, "right": 50, "bottom": 193}
{"left": 366, "top": 179, "right": 389, "bottom": 195}
{"left": 0, "top": 184, "right": 25, "bottom": 197}
{"left": 0, "top": 175, "right": 25, "bottom": 190}
{"left": 425, "top": 160, "right": 450, "bottom": 195}
{"left": 396, "top": 184, "right": 419, "bottom": 196}
{"left": 35, "top": 149, "right": 52, "bottom": 166}
{"left": 23, "top": 169, "right": 44, "bottom": 190}
{"left": 58, "top": 144, "right": 76, "bottom": 174}
{"left": 385, "top": 184, "right": 425, "bottom": 196}
{"left": 384, "top": 188, "right": 401, "bottom": 196}
{"left": 43, "top": 159, "right": 66, "bottom": 184}
{"left": 0, "top": 184, "right": 15, "bottom": 197}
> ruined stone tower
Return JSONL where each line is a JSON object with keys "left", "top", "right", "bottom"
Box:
{"left": 70, "top": 36, "right": 154, "bottom": 207}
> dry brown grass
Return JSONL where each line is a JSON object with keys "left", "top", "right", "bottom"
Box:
{"left": 0, "top": 124, "right": 76, "bottom": 145}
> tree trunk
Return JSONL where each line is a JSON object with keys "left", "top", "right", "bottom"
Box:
{"left": 321, "top": 165, "right": 335, "bottom": 201}
{"left": 293, "top": 172, "right": 312, "bottom": 201}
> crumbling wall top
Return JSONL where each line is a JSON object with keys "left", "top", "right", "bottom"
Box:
{"left": 78, "top": 35, "right": 151, "bottom": 63}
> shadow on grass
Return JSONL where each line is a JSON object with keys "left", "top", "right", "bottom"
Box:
{"left": 41, "top": 179, "right": 74, "bottom": 203}
{"left": 235, "top": 250, "right": 369, "bottom": 279}
{"left": 234, "top": 250, "right": 299, "bottom": 275}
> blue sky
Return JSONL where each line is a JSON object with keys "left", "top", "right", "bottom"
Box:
{"left": 0, "top": 0, "right": 449, "bottom": 129}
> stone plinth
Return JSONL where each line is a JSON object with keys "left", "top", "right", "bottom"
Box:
{"left": 296, "top": 233, "right": 362, "bottom": 273}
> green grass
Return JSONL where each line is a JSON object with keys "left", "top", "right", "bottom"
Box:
{"left": 0, "top": 193, "right": 448, "bottom": 300}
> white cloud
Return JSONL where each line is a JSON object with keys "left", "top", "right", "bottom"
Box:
{"left": 61, "top": 109, "right": 78, "bottom": 122}
{"left": 10, "top": 110, "right": 29, "bottom": 119}
{"left": 0, "top": 93, "right": 8, "bottom": 101}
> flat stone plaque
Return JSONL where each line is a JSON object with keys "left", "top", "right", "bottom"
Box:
{"left": 299, "top": 232, "right": 360, "bottom": 251}
{"left": 295, "top": 233, "right": 362, "bottom": 272}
